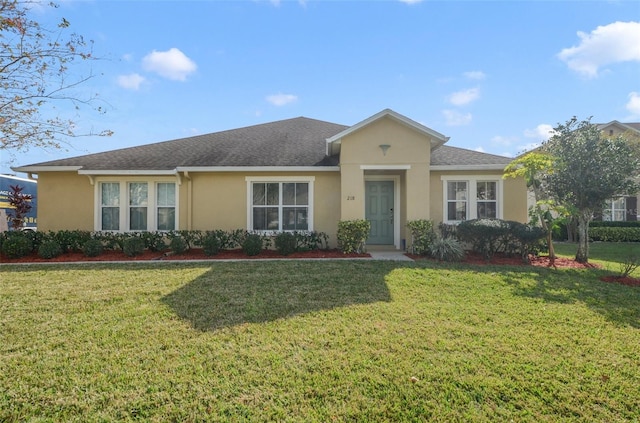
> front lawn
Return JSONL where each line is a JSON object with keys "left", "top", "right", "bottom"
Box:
{"left": 1, "top": 256, "right": 639, "bottom": 421}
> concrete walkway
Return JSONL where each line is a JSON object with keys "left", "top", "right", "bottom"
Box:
{"left": 367, "top": 247, "right": 414, "bottom": 262}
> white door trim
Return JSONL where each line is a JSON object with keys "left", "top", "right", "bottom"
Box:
{"left": 364, "top": 175, "right": 401, "bottom": 249}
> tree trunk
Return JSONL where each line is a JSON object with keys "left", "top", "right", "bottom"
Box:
{"left": 575, "top": 211, "right": 591, "bottom": 264}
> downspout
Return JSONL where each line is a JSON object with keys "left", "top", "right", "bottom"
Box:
{"left": 183, "top": 171, "right": 192, "bottom": 230}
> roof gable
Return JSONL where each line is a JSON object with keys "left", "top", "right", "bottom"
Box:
{"left": 325, "top": 109, "right": 449, "bottom": 156}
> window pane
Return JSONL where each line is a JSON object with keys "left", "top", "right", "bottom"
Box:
{"left": 296, "top": 183, "right": 308, "bottom": 205}
{"left": 129, "top": 183, "right": 148, "bottom": 206}
{"left": 283, "top": 207, "right": 308, "bottom": 230}
{"left": 102, "top": 207, "right": 119, "bottom": 230}
{"left": 448, "top": 181, "right": 467, "bottom": 201}
{"left": 130, "top": 207, "right": 147, "bottom": 230}
{"left": 157, "top": 183, "right": 175, "bottom": 207}
{"left": 253, "top": 183, "right": 266, "bottom": 205}
{"left": 477, "top": 182, "right": 496, "bottom": 200}
{"left": 253, "top": 207, "right": 279, "bottom": 230}
{"left": 448, "top": 202, "right": 466, "bottom": 221}
{"left": 283, "top": 183, "right": 296, "bottom": 205}
{"left": 266, "top": 183, "right": 279, "bottom": 205}
{"left": 157, "top": 207, "right": 175, "bottom": 231}
{"left": 101, "top": 183, "right": 120, "bottom": 206}
{"left": 477, "top": 202, "right": 497, "bottom": 219}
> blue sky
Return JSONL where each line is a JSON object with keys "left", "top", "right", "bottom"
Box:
{"left": 3, "top": 0, "right": 640, "bottom": 175}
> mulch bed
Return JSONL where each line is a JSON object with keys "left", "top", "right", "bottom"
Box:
{"left": 0, "top": 248, "right": 370, "bottom": 263}
{"left": 406, "top": 251, "right": 599, "bottom": 269}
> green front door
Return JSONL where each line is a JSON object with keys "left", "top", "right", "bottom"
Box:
{"left": 365, "top": 181, "right": 394, "bottom": 245}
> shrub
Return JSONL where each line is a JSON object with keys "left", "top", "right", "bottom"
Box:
{"left": 169, "top": 236, "right": 188, "bottom": 255}
{"left": 457, "top": 219, "right": 511, "bottom": 260}
{"left": 337, "top": 220, "right": 370, "bottom": 254}
{"left": 430, "top": 237, "right": 465, "bottom": 262}
{"left": 52, "top": 230, "right": 91, "bottom": 253}
{"left": 275, "top": 232, "right": 297, "bottom": 256}
{"left": 202, "top": 232, "right": 222, "bottom": 256}
{"left": 242, "top": 233, "right": 263, "bottom": 256}
{"left": 38, "top": 241, "right": 63, "bottom": 259}
{"left": 407, "top": 219, "right": 436, "bottom": 255}
{"left": 122, "top": 236, "right": 145, "bottom": 257}
{"left": 589, "top": 227, "right": 640, "bottom": 242}
{"left": 141, "top": 232, "right": 167, "bottom": 252}
{"left": 1, "top": 233, "right": 33, "bottom": 258}
{"left": 82, "top": 239, "right": 104, "bottom": 257}
{"left": 618, "top": 252, "right": 640, "bottom": 278}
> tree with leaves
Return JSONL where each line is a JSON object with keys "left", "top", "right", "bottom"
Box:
{"left": 504, "top": 151, "right": 567, "bottom": 265}
{"left": 7, "top": 183, "right": 32, "bottom": 229}
{"left": 542, "top": 117, "right": 639, "bottom": 263}
{"left": 0, "top": 0, "right": 111, "bottom": 154}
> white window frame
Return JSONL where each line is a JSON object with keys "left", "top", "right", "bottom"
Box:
{"left": 245, "top": 176, "right": 315, "bottom": 233}
{"left": 95, "top": 178, "right": 179, "bottom": 232}
{"left": 603, "top": 197, "right": 626, "bottom": 222}
{"left": 441, "top": 175, "right": 503, "bottom": 223}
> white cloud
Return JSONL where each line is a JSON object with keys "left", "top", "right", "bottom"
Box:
{"left": 626, "top": 92, "right": 640, "bottom": 118}
{"left": 464, "top": 71, "right": 486, "bottom": 80}
{"left": 266, "top": 93, "right": 298, "bottom": 106}
{"left": 142, "top": 48, "right": 197, "bottom": 81}
{"left": 524, "top": 124, "right": 555, "bottom": 141}
{"left": 442, "top": 109, "right": 472, "bottom": 126}
{"left": 447, "top": 87, "right": 480, "bottom": 106}
{"left": 398, "top": 0, "right": 423, "bottom": 4}
{"left": 516, "top": 142, "right": 543, "bottom": 154}
{"left": 474, "top": 146, "right": 485, "bottom": 153}
{"left": 117, "top": 73, "right": 145, "bottom": 90}
{"left": 557, "top": 21, "right": 640, "bottom": 78}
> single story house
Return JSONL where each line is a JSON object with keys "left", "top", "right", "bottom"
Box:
{"left": 13, "top": 109, "right": 527, "bottom": 249}
{"left": 595, "top": 121, "right": 640, "bottom": 221}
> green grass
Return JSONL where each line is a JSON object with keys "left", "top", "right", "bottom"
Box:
{"left": 1, "top": 251, "right": 639, "bottom": 422}
{"left": 555, "top": 241, "right": 640, "bottom": 275}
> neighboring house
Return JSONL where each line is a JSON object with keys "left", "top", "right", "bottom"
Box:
{"left": 595, "top": 121, "right": 640, "bottom": 222}
{"left": 13, "top": 109, "right": 527, "bottom": 249}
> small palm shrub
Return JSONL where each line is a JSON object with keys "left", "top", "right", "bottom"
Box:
{"left": 242, "top": 234, "right": 263, "bottom": 256}
{"left": 82, "top": 239, "right": 104, "bottom": 257}
{"left": 122, "top": 237, "right": 145, "bottom": 257}
{"left": 430, "top": 237, "right": 465, "bottom": 262}
{"left": 170, "top": 236, "right": 188, "bottom": 255}
{"left": 38, "top": 241, "right": 63, "bottom": 259}
{"left": 275, "top": 232, "right": 297, "bottom": 256}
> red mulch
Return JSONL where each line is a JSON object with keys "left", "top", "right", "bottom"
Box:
{"left": 599, "top": 275, "right": 640, "bottom": 287}
{"left": 406, "top": 251, "right": 599, "bottom": 269}
{"left": 0, "top": 248, "right": 369, "bottom": 263}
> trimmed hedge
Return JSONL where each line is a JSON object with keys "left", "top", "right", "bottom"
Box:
{"left": 337, "top": 220, "right": 370, "bottom": 254}
{"left": 590, "top": 221, "right": 640, "bottom": 228}
{"left": 589, "top": 227, "right": 640, "bottom": 242}
{"left": 456, "top": 219, "right": 546, "bottom": 260}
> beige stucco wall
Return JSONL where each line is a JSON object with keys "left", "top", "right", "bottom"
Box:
{"left": 339, "top": 116, "right": 432, "bottom": 223}
{"left": 430, "top": 171, "right": 528, "bottom": 224}
{"left": 36, "top": 172, "right": 94, "bottom": 231}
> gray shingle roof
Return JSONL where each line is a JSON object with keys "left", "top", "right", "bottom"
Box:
{"left": 25, "top": 117, "right": 348, "bottom": 170}
{"left": 431, "top": 145, "right": 512, "bottom": 167}
{"left": 19, "top": 115, "right": 513, "bottom": 171}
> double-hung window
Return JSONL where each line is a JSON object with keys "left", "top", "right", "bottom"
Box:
{"left": 97, "top": 180, "right": 177, "bottom": 231}
{"left": 603, "top": 197, "right": 626, "bottom": 221}
{"left": 247, "top": 177, "right": 313, "bottom": 232}
{"left": 442, "top": 176, "right": 502, "bottom": 223}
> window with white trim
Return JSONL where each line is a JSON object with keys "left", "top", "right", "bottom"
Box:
{"left": 603, "top": 197, "right": 626, "bottom": 222}
{"left": 97, "top": 181, "right": 177, "bottom": 231}
{"left": 442, "top": 176, "right": 502, "bottom": 223}
{"left": 247, "top": 177, "right": 314, "bottom": 232}
{"left": 476, "top": 181, "right": 497, "bottom": 219}
{"left": 100, "top": 182, "right": 120, "bottom": 231}
{"left": 446, "top": 181, "right": 468, "bottom": 222}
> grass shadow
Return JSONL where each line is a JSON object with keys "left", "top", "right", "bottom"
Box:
{"left": 498, "top": 265, "right": 640, "bottom": 329}
{"left": 161, "top": 260, "right": 393, "bottom": 331}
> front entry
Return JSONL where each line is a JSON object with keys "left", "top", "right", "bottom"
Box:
{"left": 365, "top": 181, "right": 394, "bottom": 245}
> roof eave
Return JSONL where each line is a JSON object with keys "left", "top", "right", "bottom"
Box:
{"left": 430, "top": 164, "right": 510, "bottom": 171}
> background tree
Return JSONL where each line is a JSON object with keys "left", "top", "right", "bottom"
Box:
{"left": 542, "top": 117, "right": 639, "bottom": 263}
{"left": 0, "top": 0, "right": 111, "bottom": 154}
